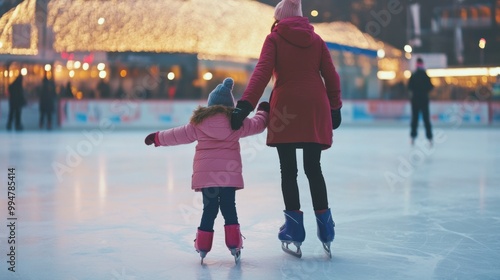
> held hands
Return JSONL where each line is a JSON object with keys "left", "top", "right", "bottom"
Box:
{"left": 230, "top": 100, "right": 254, "bottom": 130}
{"left": 145, "top": 132, "right": 159, "bottom": 146}
{"left": 257, "top": 101, "right": 270, "bottom": 113}
{"left": 331, "top": 109, "right": 341, "bottom": 130}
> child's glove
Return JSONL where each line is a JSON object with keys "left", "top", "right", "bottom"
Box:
{"left": 231, "top": 100, "right": 254, "bottom": 130}
{"left": 331, "top": 109, "right": 341, "bottom": 130}
{"left": 145, "top": 132, "right": 159, "bottom": 146}
{"left": 257, "top": 101, "right": 270, "bottom": 113}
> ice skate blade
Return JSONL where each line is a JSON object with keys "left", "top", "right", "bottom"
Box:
{"left": 229, "top": 248, "right": 241, "bottom": 264}
{"left": 281, "top": 241, "right": 302, "bottom": 258}
{"left": 197, "top": 251, "right": 208, "bottom": 265}
{"left": 322, "top": 242, "right": 332, "bottom": 258}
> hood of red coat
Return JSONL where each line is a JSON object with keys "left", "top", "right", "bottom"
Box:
{"left": 273, "top": 17, "right": 314, "bottom": 48}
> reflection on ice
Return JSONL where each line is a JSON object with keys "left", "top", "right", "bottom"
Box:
{"left": 0, "top": 127, "right": 499, "bottom": 280}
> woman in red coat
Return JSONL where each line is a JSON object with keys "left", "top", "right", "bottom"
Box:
{"left": 231, "top": 0, "right": 342, "bottom": 258}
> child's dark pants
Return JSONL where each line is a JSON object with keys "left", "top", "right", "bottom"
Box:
{"left": 199, "top": 187, "right": 238, "bottom": 232}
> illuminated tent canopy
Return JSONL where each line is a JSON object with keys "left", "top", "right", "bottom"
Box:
{"left": 0, "top": 0, "right": 398, "bottom": 59}
{"left": 314, "top": 21, "right": 401, "bottom": 58}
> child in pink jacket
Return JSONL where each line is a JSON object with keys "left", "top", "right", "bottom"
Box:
{"left": 144, "top": 78, "right": 269, "bottom": 264}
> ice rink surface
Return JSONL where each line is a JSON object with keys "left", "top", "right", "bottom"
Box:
{"left": 0, "top": 125, "right": 499, "bottom": 280}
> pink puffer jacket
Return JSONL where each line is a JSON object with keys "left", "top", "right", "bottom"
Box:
{"left": 156, "top": 106, "right": 268, "bottom": 191}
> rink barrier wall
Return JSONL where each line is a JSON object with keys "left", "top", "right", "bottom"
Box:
{"left": 342, "top": 100, "right": 491, "bottom": 125}
{"left": 490, "top": 102, "right": 500, "bottom": 124}
{"left": 57, "top": 99, "right": 207, "bottom": 129}
{"left": 1, "top": 99, "right": 499, "bottom": 130}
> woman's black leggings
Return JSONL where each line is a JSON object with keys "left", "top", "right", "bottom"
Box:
{"left": 276, "top": 143, "right": 329, "bottom": 211}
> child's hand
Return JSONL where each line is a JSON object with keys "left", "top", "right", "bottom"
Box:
{"left": 257, "top": 102, "right": 270, "bottom": 113}
{"left": 145, "top": 132, "right": 158, "bottom": 146}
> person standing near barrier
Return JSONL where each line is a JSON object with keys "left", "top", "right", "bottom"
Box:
{"left": 63, "top": 82, "right": 74, "bottom": 98}
{"left": 408, "top": 57, "right": 434, "bottom": 146}
{"left": 6, "top": 75, "right": 26, "bottom": 131}
{"left": 230, "top": 0, "right": 342, "bottom": 258}
{"left": 39, "top": 73, "right": 56, "bottom": 130}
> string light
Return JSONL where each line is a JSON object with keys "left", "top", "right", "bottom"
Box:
{"left": 478, "top": 38, "right": 486, "bottom": 49}
{"left": 99, "top": 70, "right": 107, "bottom": 79}
{"left": 426, "top": 67, "right": 500, "bottom": 77}
{"left": 404, "top": 45, "right": 413, "bottom": 53}
{"left": 377, "top": 49, "right": 385, "bottom": 59}
{"left": 203, "top": 72, "right": 213, "bottom": 81}
{"left": 377, "top": 71, "right": 396, "bottom": 80}
{"left": 167, "top": 72, "right": 175, "bottom": 80}
{"left": 404, "top": 70, "right": 412, "bottom": 79}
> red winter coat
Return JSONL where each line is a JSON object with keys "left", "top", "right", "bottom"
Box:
{"left": 241, "top": 17, "right": 342, "bottom": 149}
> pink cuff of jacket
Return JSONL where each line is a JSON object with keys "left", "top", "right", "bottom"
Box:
{"left": 154, "top": 132, "right": 160, "bottom": 147}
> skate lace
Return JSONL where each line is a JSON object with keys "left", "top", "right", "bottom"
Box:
{"left": 241, "top": 234, "right": 246, "bottom": 249}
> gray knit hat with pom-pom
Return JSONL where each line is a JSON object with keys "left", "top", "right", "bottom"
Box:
{"left": 207, "top": 78, "right": 235, "bottom": 107}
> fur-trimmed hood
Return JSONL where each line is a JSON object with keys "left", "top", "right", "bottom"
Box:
{"left": 190, "top": 105, "right": 233, "bottom": 125}
{"left": 189, "top": 105, "right": 234, "bottom": 140}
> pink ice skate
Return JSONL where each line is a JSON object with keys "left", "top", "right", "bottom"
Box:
{"left": 225, "top": 224, "right": 243, "bottom": 263}
{"left": 194, "top": 229, "right": 214, "bottom": 264}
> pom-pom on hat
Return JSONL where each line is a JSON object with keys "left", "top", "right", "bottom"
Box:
{"left": 274, "top": 0, "right": 303, "bottom": 20}
{"left": 207, "top": 77, "right": 235, "bottom": 107}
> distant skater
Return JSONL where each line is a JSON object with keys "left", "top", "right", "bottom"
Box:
{"left": 39, "top": 73, "right": 56, "bottom": 130}
{"left": 6, "top": 75, "right": 26, "bottom": 131}
{"left": 408, "top": 58, "right": 434, "bottom": 145}
{"left": 144, "top": 78, "right": 269, "bottom": 264}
